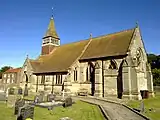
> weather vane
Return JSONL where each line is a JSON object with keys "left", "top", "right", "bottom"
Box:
{"left": 51, "top": 7, "right": 54, "bottom": 17}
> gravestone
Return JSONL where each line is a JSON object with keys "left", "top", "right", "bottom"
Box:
{"left": 47, "top": 94, "right": 55, "bottom": 102}
{"left": 7, "top": 87, "right": 23, "bottom": 108}
{"left": 0, "top": 92, "right": 6, "bottom": 101}
{"left": 24, "top": 84, "right": 28, "bottom": 97}
{"left": 7, "top": 95, "right": 19, "bottom": 108}
{"left": 38, "top": 94, "right": 44, "bottom": 103}
{"left": 63, "top": 97, "right": 72, "bottom": 108}
{"left": 140, "top": 100, "right": 145, "bottom": 113}
{"left": 34, "top": 94, "right": 44, "bottom": 103}
{"left": 18, "top": 88, "right": 23, "bottom": 95}
{"left": 14, "top": 99, "right": 25, "bottom": 115}
{"left": 17, "top": 104, "right": 34, "bottom": 120}
{"left": 9, "top": 88, "right": 15, "bottom": 95}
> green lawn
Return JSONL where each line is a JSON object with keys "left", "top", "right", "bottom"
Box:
{"left": 127, "top": 93, "right": 160, "bottom": 120}
{"left": 0, "top": 101, "right": 104, "bottom": 120}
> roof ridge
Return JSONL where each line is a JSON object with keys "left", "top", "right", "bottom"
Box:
{"left": 57, "top": 27, "right": 135, "bottom": 48}
{"left": 91, "top": 27, "right": 135, "bottom": 40}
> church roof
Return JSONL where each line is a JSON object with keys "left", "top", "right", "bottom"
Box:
{"left": 32, "top": 27, "right": 135, "bottom": 74}
{"left": 5, "top": 68, "right": 22, "bottom": 73}
{"left": 43, "top": 16, "right": 59, "bottom": 39}
{"left": 80, "top": 28, "right": 135, "bottom": 60}
{"left": 33, "top": 40, "right": 89, "bottom": 73}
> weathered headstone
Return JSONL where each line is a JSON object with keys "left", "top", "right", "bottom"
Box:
{"left": 18, "top": 88, "right": 23, "bottom": 95}
{"left": 38, "top": 94, "right": 44, "bottom": 103}
{"left": 9, "top": 88, "right": 15, "bottom": 95}
{"left": 24, "top": 84, "right": 28, "bottom": 97}
{"left": 63, "top": 97, "right": 72, "bottom": 108}
{"left": 7, "top": 95, "right": 17, "bottom": 107}
{"left": 14, "top": 99, "right": 25, "bottom": 115}
{"left": 140, "top": 100, "right": 145, "bottom": 113}
{"left": 47, "top": 94, "right": 55, "bottom": 102}
{"left": 0, "top": 92, "right": 6, "bottom": 101}
{"left": 17, "top": 105, "right": 34, "bottom": 120}
{"left": 34, "top": 95, "right": 39, "bottom": 104}
{"left": 34, "top": 94, "right": 44, "bottom": 103}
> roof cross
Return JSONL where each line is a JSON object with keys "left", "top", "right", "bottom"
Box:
{"left": 90, "top": 33, "right": 92, "bottom": 40}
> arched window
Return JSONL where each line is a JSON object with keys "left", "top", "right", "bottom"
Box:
{"left": 109, "top": 60, "right": 117, "bottom": 69}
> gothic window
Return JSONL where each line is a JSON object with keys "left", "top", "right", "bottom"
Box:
{"left": 136, "top": 48, "right": 142, "bottom": 66}
{"left": 41, "top": 75, "right": 45, "bottom": 84}
{"left": 109, "top": 60, "right": 117, "bottom": 69}
{"left": 95, "top": 62, "right": 100, "bottom": 69}
{"left": 56, "top": 75, "right": 62, "bottom": 84}
{"left": 74, "top": 68, "right": 78, "bottom": 81}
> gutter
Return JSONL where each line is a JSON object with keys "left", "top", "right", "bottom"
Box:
{"left": 102, "top": 60, "right": 104, "bottom": 97}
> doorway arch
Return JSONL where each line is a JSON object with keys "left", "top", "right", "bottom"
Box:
{"left": 88, "top": 62, "right": 95, "bottom": 96}
{"left": 117, "top": 60, "right": 126, "bottom": 99}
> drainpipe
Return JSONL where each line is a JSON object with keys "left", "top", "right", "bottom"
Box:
{"left": 102, "top": 60, "right": 104, "bottom": 97}
{"left": 36, "top": 75, "right": 38, "bottom": 92}
{"left": 51, "top": 75, "right": 54, "bottom": 94}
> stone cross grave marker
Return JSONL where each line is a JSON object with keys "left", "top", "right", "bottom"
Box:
{"left": 47, "top": 94, "right": 55, "bottom": 102}
{"left": 14, "top": 98, "right": 25, "bottom": 115}
{"left": 34, "top": 94, "right": 44, "bottom": 103}
{"left": 17, "top": 104, "right": 34, "bottom": 120}
{"left": 63, "top": 97, "right": 72, "bottom": 108}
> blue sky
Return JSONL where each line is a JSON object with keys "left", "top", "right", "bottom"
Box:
{"left": 0, "top": 0, "right": 160, "bottom": 68}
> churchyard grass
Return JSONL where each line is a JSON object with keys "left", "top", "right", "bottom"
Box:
{"left": 0, "top": 101, "right": 104, "bottom": 120}
{"left": 127, "top": 92, "right": 160, "bottom": 120}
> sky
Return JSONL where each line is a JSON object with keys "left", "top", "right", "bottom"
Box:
{"left": 0, "top": 0, "right": 160, "bottom": 68}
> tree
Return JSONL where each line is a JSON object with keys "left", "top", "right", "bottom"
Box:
{"left": 152, "top": 68, "right": 160, "bottom": 86}
{"left": 0, "top": 66, "right": 12, "bottom": 79}
{"left": 147, "top": 54, "right": 160, "bottom": 69}
{"left": 147, "top": 54, "right": 160, "bottom": 86}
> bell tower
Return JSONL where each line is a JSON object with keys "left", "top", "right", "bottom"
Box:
{"left": 41, "top": 15, "right": 60, "bottom": 55}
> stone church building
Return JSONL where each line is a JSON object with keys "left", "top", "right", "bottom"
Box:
{"left": 20, "top": 16, "right": 154, "bottom": 100}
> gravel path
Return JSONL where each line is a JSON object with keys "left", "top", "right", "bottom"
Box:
{"left": 72, "top": 97, "right": 148, "bottom": 120}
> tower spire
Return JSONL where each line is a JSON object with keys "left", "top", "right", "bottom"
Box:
{"left": 43, "top": 14, "right": 59, "bottom": 39}
{"left": 41, "top": 9, "right": 60, "bottom": 55}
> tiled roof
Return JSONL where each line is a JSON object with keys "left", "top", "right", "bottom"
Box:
{"left": 80, "top": 28, "right": 135, "bottom": 60}
{"left": 33, "top": 40, "right": 90, "bottom": 73}
{"left": 5, "top": 68, "right": 21, "bottom": 73}
{"left": 31, "top": 27, "right": 135, "bottom": 74}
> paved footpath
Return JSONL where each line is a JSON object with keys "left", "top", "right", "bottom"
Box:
{"left": 72, "top": 97, "right": 149, "bottom": 120}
